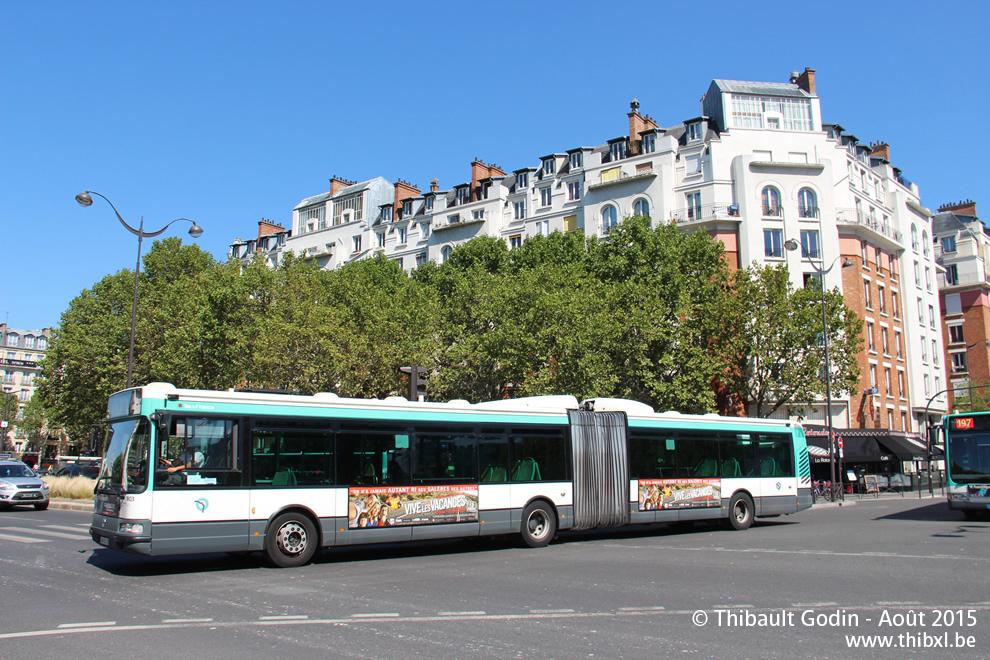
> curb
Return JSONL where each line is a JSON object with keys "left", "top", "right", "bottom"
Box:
{"left": 49, "top": 498, "right": 94, "bottom": 512}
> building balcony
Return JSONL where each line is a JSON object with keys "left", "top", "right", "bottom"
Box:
{"left": 668, "top": 202, "right": 741, "bottom": 226}
{"left": 835, "top": 208, "right": 903, "bottom": 246}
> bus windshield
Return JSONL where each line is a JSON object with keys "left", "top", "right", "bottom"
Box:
{"left": 96, "top": 417, "right": 151, "bottom": 494}
{"left": 947, "top": 432, "right": 990, "bottom": 485}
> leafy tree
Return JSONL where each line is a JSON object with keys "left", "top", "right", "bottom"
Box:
{"left": 0, "top": 390, "right": 18, "bottom": 451}
{"left": 729, "top": 263, "right": 863, "bottom": 418}
{"left": 585, "top": 217, "right": 737, "bottom": 413}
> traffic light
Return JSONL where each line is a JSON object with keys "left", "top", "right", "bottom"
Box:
{"left": 399, "top": 366, "right": 428, "bottom": 402}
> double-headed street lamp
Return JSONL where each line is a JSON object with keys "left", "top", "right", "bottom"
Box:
{"left": 74, "top": 191, "right": 204, "bottom": 389}
{"left": 784, "top": 238, "right": 854, "bottom": 502}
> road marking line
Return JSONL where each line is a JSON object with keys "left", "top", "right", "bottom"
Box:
{"left": 529, "top": 609, "right": 576, "bottom": 614}
{"left": 350, "top": 613, "right": 399, "bottom": 618}
{"left": 598, "top": 543, "right": 984, "bottom": 562}
{"left": 618, "top": 607, "right": 665, "bottom": 612}
{"left": 439, "top": 611, "right": 486, "bottom": 616}
{"left": 260, "top": 615, "right": 309, "bottom": 621}
{"left": 3, "top": 526, "right": 91, "bottom": 540}
{"left": 162, "top": 618, "right": 214, "bottom": 624}
{"left": 42, "top": 525, "right": 92, "bottom": 534}
{"left": 793, "top": 602, "right": 839, "bottom": 607}
{"left": 0, "top": 532, "right": 49, "bottom": 544}
{"left": 876, "top": 601, "right": 923, "bottom": 606}
{"left": 57, "top": 622, "right": 116, "bottom": 629}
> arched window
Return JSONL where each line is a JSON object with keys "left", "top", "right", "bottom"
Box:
{"left": 602, "top": 206, "right": 617, "bottom": 234}
{"left": 633, "top": 198, "right": 650, "bottom": 218}
{"left": 761, "top": 187, "right": 781, "bottom": 217}
{"left": 911, "top": 224, "right": 919, "bottom": 252}
{"left": 798, "top": 188, "right": 817, "bottom": 218}
{"left": 922, "top": 230, "right": 930, "bottom": 257}
{"left": 441, "top": 246, "right": 452, "bottom": 263}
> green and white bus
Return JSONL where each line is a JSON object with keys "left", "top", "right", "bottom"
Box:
{"left": 942, "top": 411, "right": 990, "bottom": 518}
{"left": 90, "top": 383, "right": 813, "bottom": 567}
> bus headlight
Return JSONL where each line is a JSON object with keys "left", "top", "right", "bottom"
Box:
{"left": 119, "top": 523, "right": 145, "bottom": 534}
{"left": 949, "top": 493, "right": 970, "bottom": 501}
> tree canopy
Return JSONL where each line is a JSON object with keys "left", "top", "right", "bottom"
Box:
{"left": 35, "top": 218, "right": 865, "bottom": 441}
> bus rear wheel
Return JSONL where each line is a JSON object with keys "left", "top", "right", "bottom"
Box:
{"left": 726, "top": 493, "right": 754, "bottom": 531}
{"left": 265, "top": 512, "right": 318, "bottom": 568}
{"left": 520, "top": 501, "right": 556, "bottom": 548}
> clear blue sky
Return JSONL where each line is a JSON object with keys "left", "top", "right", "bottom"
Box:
{"left": 2, "top": 1, "right": 988, "bottom": 331}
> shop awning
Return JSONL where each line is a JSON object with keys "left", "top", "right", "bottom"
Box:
{"left": 875, "top": 434, "right": 930, "bottom": 461}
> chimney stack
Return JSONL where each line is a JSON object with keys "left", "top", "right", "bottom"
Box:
{"left": 258, "top": 218, "right": 285, "bottom": 237}
{"left": 869, "top": 141, "right": 890, "bottom": 161}
{"left": 330, "top": 175, "right": 357, "bottom": 195}
{"left": 795, "top": 67, "right": 816, "bottom": 95}
{"left": 938, "top": 200, "right": 978, "bottom": 217}
{"left": 393, "top": 179, "right": 421, "bottom": 215}
{"left": 430, "top": 178, "right": 439, "bottom": 193}
{"left": 627, "top": 98, "right": 659, "bottom": 156}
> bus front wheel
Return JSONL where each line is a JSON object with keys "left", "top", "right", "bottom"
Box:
{"left": 520, "top": 501, "right": 556, "bottom": 548}
{"left": 265, "top": 512, "right": 318, "bottom": 568}
{"left": 726, "top": 493, "right": 754, "bottom": 531}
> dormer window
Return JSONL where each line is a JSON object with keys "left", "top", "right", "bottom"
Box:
{"left": 516, "top": 172, "right": 529, "bottom": 190}
{"left": 542, "top": 158, "right": 556, "bottom": 177}
{"left": 455, "top": 187, "right": 470, "bottom": 205}
{"left": 569, "top": 152, "right": 583, "bottom": 170}
{"left": 382, "top": 206, "right": 393, "bottom": 222}
{"left": 609, "top": 141, "right": 626, "bottom": 162}
{"left": 641, "top": 133, "right": 656, "bottom": 153}
{"left": 402, "top": 200, "right": 412, "bottom": 217}
{"left": 687, "top": 123, "right": 703, "bottom": 141}
{"left": 481, "top": 182, "right": 491, "bottom": 200}
{"left": 425, "top": 196, "right": 434, "bottom": 211}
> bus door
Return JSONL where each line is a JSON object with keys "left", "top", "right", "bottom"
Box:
{"left": 152, "top": 415, "right": 250, "bottom": 553}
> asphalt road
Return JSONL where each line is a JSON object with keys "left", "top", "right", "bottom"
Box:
{"left": 0, "top": 495, "right": 987, "bottom": 659}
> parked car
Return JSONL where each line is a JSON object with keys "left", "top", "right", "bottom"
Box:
{"left": 54, "top": 464, "right": 101, "bottom": 479}
{"left": 0, "top": 459, "right": 51, "bottom": 510}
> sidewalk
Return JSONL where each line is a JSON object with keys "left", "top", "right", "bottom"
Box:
{"left": 812, "top": 491, "right": 944, "bottom": 508}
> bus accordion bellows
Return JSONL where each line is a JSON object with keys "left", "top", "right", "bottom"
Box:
{"left": 89, "top": 383, "right": 813, "bottom": 567}
{"left": 940, "top": 411, "right": 990, "bottom": 518}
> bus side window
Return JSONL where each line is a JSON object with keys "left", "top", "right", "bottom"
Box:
{"left": 510, "top": 428, "right": 568, "bottom": 482}
{"left": 628, "top": 433, "right": 676, "bottom": 479}
{"left": 479, "top": 432, "right": 510, "bottom": 482}
{"left": 720, "top": 434, "right": 757, "bottom": 477}
{"left": 758, "top": 435, "right": 794, "bottom": 477}
{"left": 676, "top": 433, "right": 719, "bottom": 478}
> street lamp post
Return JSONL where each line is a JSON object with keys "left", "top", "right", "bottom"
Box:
{"left": 74, "top": 191, "right": 204, "bottom": 389}
{"left": 785, "top": 238, "right": 854, "bottom": 501}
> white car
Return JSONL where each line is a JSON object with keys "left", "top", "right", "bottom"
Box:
{"left": 0, "top": 460, "right": 50, "bottom": 510}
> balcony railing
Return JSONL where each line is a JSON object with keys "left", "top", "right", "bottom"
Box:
{"left": 835, "top": 208, "right": 903, "bottom": 243}
{"left": 668, "top": 202, "right": 741, "bottom": 224}
{"left": 762, "top": 205, "right": 783, "bottom": 218}
{"left": 798, "top": 206, "right": 820, "bottom": 219}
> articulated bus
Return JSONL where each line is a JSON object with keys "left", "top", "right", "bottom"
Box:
{"left": 941, "top": 411, "right": 990, "bottom": 518}
{"left": 90, "top": 383, "right": 813, "bottom": 567}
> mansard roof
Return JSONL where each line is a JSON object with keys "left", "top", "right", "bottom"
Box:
{"left": 711, "top": 79, "right": 812, "bottom": 99}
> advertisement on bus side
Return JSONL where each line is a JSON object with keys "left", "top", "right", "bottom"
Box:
{"left": 638, "top": 478, "right": 721, "bottom": 510}
{"left": 348, "top": 485, "right": 479, "bottom": 528}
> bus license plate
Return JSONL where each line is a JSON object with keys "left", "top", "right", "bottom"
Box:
{"left": 98, "top": 536, "right": 109, "bottom": 546}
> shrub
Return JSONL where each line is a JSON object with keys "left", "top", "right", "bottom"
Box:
{"left": 43, "top": 476, "right": 96, "bottom": 500}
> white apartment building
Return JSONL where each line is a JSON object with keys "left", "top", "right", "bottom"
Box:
{"left": 0, "top": 323, "right": 51, "bottom": 451}
{"left": 229, "top": 68, "right": 944, "bottom": 444}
